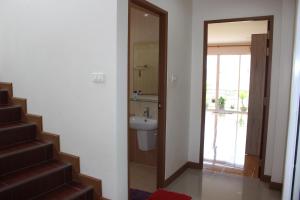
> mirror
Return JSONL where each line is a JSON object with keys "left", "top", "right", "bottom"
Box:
{"left": 133, "top": 42, "right": 159, "bottom": 95}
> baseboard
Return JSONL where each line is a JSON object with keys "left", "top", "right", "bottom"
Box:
{"left": 260, "top": 175, "right": 271, "bottom": 183}
{"left": 163, "top": 161, "right": 283, "bottom": 192}
{"left": 270, "top": 181, "right": 283, "bottom": 191}
{"left": 260, "top": 175, "right": 282, "bottom": 191}
{"left": 187, "top": 162, "right": 202, "bottom": 169}
{"left": 164, "top": 163, "right": 189, "bottom": 187}
{"left": 164, "top": 162, "right": 203, "bottom": 187}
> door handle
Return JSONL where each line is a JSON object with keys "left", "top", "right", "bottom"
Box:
{"left": 158, "top": 103, "right": 162, "bottom": 110}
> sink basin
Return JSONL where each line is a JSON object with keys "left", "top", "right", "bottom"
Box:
{"left": 129, "top": 116, "right": 158, "bottom": 131}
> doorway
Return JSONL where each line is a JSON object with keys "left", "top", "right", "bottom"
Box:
{"left": 200, "top": 16, "right": 274, "bottom": 180}
{"left": 127, "top": 0, "right": 168, "bottom": 197}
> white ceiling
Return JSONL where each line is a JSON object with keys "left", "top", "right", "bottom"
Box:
{"left": 208, "top": 21, "right": 268, "bottom": 45}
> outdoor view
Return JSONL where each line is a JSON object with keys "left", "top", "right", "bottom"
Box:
{"left": 204, "top": 54, "right": 251, "bottom": 169}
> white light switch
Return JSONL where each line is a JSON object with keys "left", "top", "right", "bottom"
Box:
{"left": 170, "top": 73, "right": 177, "bottom": 82}
{"left": 91, "top": 72, "right": 105, "bottom": 83}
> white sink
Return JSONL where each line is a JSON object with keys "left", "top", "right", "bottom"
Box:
{"left": 129, "top": 116, "right": 158, "bottom": 131}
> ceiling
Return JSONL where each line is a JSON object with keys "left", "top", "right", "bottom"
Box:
{"left": 208, "top": 21, "right": 268, "bottom": 45}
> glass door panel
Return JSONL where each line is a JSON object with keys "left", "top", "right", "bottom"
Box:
{"left": 207, "top": 55, "right": 218, "bottom": 110}
{"left": 219, "top": 55, "right": 240, "bottom": 111}
{"left": 204, "top": 53, "right": 251, "bottom": 169}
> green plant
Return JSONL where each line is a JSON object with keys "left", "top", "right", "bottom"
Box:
{"left": 239, "top": 91, "right": 248, "bottom": 101}
{"left": 218, "top": 96, "right": 226, "bottom": 109}
{"left": 239, "top": 91, "right": 248, "bottom": 112}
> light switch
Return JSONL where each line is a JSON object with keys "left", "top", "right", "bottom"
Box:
{"left": 170, "top": 73, "right": 177, "bottom": 82}
{"left": 91, "top": 72, "right": 105, "bottom": 83}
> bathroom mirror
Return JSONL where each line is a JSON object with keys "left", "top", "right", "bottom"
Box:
{"left": 133, "top": 42, "right": 159, "bottom": 95}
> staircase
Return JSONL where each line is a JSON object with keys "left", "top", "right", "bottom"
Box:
{"left": 0, "top": 82, "right": 104, "bottom": 200}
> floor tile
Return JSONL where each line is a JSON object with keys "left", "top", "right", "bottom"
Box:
{"left": 167, "top": 169, "right": 281, "bottom": 200}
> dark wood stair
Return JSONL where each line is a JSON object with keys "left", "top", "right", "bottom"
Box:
{"left": 0, "top": 140, "right": 53, "bottom": 176}
{"left": 0, "top": 123, "right": 36, "bottom": 149}
{"left": 0, "top": 161, "right": 72, "bottom": 200}
{"left": 33, "top": 182, "right": 94, "bottom": 200}
{"left": 0, "top": 105, "right": 22, "bottom": 124}
{"left": 0, "top": 89, "right": 9, "bottom": 106}
{"left": 0, "top": 82, "right": 104, "bottom": 200}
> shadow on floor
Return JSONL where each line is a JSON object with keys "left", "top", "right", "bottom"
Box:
{"left": 130, "top": 189, "right": 152, "bottom": 200}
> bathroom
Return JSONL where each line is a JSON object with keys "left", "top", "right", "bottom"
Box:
{"left": 128, "top": 4, "right": 160, "bottom": 194}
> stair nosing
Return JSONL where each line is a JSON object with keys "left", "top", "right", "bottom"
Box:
{"left": 0, "top": 123, "right": 35, "bottom": 131}
{"left": 0, "top": 105, "right": 21, "bottom": 109}
{"left": 0, "top": 162, "right": 72, "bottom": 192}
{"left": 32, "top": 183, "right": 93, "bottom": 200}
{"left": 66, "top": 185, "right": 93, "bottom": 200}
{"left": 0, "top": 141, "right": 52, "bottom": 158}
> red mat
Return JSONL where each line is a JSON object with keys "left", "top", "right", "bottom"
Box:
{"left": 148, "top": 189, "right": 192, "bottom": 200}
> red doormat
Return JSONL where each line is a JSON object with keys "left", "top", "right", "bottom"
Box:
{"left": 148, "top": 189, "right": 192, "bottom": 200}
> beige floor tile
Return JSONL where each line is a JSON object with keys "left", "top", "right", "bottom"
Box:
{"left": 129, "top": 162, "right": 157, "bottom": 193}
{"left": 166, "top": 169, "right": 281, "bottom": 200}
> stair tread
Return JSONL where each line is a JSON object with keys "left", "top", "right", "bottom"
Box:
{"left": 0, "top": 105, "right": 22, "bottom": 124}
{"left": 0, "top": 140, "right": 51, "bottom": 157}
{"left": 0, "top": 161, "right": 71, "bottom": 190}
{"left": 0, "top": 122, "right": 35, "bottom": 130}
{"left": 33, "top": 182, "right": 93, "bottom": 200}
{"left": 0, "top": 105, "right": 21, "bottom": 109}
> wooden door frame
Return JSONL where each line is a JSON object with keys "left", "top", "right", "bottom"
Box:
{"left": 127, "top": 0, "right": 168, "bottom": 195}
{"left": 199, "top": 16, "right": 274, "bottom": 181}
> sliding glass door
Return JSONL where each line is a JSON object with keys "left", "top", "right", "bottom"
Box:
{"left": 204, "top": 51, "right": 251, "bottom": 168}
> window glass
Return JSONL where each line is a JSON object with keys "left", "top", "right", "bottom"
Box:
{"left": 219, "top": 55, "right": 240, "bottom": 110}
{"left": 206, "top": 55, "right": 218, "bottom": 109}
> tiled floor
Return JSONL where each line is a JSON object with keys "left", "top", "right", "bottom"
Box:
{"left": 129, "top": 162, "right": 157, "bottom": 193}
{"left": 167, "top": 169, "right": 281, "bottom": 200}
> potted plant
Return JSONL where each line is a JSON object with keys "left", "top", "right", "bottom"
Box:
{"left": 218, "top": 96, "right": 226, "bottom": 110}
{"left": 240, "top": 91, "right": 248, "bottom": 112}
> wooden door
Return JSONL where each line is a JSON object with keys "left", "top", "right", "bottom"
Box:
{"left": 246, "top": 34, "right": 268, "bottom": 156}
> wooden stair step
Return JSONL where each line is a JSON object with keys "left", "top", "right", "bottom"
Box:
{"left": 0, "top": 123, "right": 36, "bottom": 149}
{"left": 0, "top": 140, "right": 53, "bottom": 176}
{"left": 33, "top": 182, "right": 94, "bottom": 200}
{"left": 0, "top": 105, "right": 22, "bottom": 124}
{"left": 0, "top": 82, "right": 103, "bottom": 199}
{"left": 0, "top": 89, "right": 9, "bottom": 106}
{"left": 0, "top": 161, "right": 72, "bottom": 200}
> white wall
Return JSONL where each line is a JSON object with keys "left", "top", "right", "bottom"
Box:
{"left": 0, "top": 0, "right": 122, "bottom": 199}
{"left": 188, "top": 0, "right": 296, "bottom": 183}
{"left": 283, "top": 0, "right": 300, "bottom": 198}
{"left": 147, "top": 0, "right": 193, "bottom": 178}
{"left": 116, "top": 0, "right": 129, "bottom": 199}
{"left": 0, "top": 0, "right": 193, "bottom": 199}
{"left": 271, "top": 0, "right": 296, "bottom": 184}
{"left": 1, "top": 0, "right": 295, "bottom": 198}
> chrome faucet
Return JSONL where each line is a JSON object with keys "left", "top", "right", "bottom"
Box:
{"left": 143, "top": 107, "right": 150, "bottom": 118}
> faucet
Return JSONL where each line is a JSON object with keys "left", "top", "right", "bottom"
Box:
{"left": 143, "top": 107, "right": 150, "bottom": 118}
